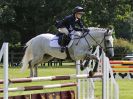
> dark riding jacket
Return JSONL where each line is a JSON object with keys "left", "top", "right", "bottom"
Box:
{"left": 56, "top": 14, "right": 84, "bottom": 32}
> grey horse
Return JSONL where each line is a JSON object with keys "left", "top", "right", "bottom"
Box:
{"left": 20, "top": 27, "right": 114, "bottom": 77}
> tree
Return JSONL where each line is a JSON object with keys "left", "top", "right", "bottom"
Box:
{"left": 83, "top": 0, "right": 132, "bottom": 40}
{"left": 0, "top": 0, "right": 82, "bottom": 44}
{"left": 0, "top": 0, "right": 132, "bottom": 45}
{"left": 0, "top": 1, "right": 17, "bottom": 45}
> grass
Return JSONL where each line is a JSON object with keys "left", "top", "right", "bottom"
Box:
{"left": 0, "top": 65, "right": 133, "bottom": 99}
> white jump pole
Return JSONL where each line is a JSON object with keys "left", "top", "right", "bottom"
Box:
{"left": 76, "top": 60, "right": 81, "bottom": 99}
{"left": 3, "top": 43, "right": 9, "bottom": 99}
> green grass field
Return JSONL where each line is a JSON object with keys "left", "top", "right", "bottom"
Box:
{"left": 0, "top": 65, "right": 133, "bottom": 99}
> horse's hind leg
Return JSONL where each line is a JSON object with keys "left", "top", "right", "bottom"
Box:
{"left": 29, "top": 61, "right": 39, "bottom": 77}
{"left": 32, "top": 54, "right": 53, "bottom": 77}
{"left": 29, "top": 55, "right": 44, "bottom": 77}
{"left": 34, "top": 65, "right": 38, "bottom": 77}
{"left": 29, "top": 61, "right": 34, "bottom": 77}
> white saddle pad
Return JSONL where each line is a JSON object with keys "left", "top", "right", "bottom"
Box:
{"left": 50, "top": 35, "right": 74, "bottom": 48}
{"left": 50, "top": 36, "right": 60, "bottom": 47}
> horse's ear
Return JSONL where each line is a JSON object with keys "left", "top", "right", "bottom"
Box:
{"left": 106, "top": 28, "right": 113, "bottom": 35}
{"left": 106, "top": 29, "right": 109, "bottom": 33}
{"left": 105, "top": 29, "right": 110, "bottom": 35}
{"left": 107, "top": 26, "right": 114, "bottom": 35}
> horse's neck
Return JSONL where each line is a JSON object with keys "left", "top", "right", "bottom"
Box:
{"left": 72, "top": 30, "right": 105, "bottom": 47}
{"left": 86, "top": 31, "right": 104, "bottom": 46}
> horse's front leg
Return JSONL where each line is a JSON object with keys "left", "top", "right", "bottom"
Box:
{"left": 87, "top": 54, "right": 99, "bottom": 77}
{"left": 80, "top": 54, "right": 99, "bottom": 71}
{"left": 88, "top": 54, "right": 99, "bottom": 61}
{"left": 89, "top": 59, "right": 99, "bottom": 77}
{"left": 80, "top": 59, "right": 90, "bottom": 71}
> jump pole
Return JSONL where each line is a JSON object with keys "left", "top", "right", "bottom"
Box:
{"left": 113, "top": 70, "right": 133, "bottom": 73}
{"left": 112, "top": 66, "right": 133, "bottom": 68}
{"left": 0, "top": 82, "right": 77, "bottom": 92}
{"left": 0, "top": 74, "right": 103, "bottom": 84}
{"left": 110, "top": 61, "right": 133, "bottom": 64}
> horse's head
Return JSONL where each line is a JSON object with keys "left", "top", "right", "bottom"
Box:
{"left": 103, "top": 29, "right": 114, "bottom": 58}
{"left": 86, "top": 27, "right": 114, "bottom": 58}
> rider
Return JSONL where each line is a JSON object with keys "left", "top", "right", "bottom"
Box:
{"left": 55, "top": 6, "right": 87, "bottom": 52}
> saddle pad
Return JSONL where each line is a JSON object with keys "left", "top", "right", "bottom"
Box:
{"left": 50, "top": 35, "right": 60, "bottom": 47}
{"left": 50, "top": 34, "right": 74, "bottom": 48}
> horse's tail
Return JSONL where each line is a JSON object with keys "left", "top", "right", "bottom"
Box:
{"left": 20, "top": 39, "right": 33, "bottom": 72}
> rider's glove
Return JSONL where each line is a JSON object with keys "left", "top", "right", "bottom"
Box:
{"left": 82, "top": 28, "right": 89, "bottom": 32}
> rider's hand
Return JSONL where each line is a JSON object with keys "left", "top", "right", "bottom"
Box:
{"left": 82, "top": 28, "right": 89, "bottom": 32}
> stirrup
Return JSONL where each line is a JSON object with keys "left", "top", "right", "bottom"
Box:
{"left": 60, "top": 47, "right": 66, "bottom": 53}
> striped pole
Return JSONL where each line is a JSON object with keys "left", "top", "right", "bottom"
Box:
{"left": 110, "top": 61, "right": 133, "bottom": 64}
{"left": 0, "top": 74, "right": 102, "bottom": 84}
{"left": 0, "top": 83, "right": 77, "bottom": 92}
{"left": 113, "top": 70, "right": 133, "bottom": 73}
{"left": 112, "top": 66, "right": 133, "bottom": 68}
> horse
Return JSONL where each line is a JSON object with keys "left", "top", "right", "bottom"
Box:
{"left": 20, "top": 27, "right": 114, "bottom": 77}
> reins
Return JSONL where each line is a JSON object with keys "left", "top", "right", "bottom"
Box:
{"left": 75, "top": 29, "right": 113, "bottom": 51}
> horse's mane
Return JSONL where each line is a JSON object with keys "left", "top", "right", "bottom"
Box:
{"left": 88, "top": 27, "right": 107, "bottom": 34}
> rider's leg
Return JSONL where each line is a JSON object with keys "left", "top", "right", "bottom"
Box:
{"left": 58, "top": 28, "right": 69, "bottom": 52}
{"left": 60, "top": 34, "right": 67, "bottom": 52}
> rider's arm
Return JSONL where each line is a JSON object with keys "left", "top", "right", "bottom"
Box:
{"left": 72, "top": 20, "right": 84, "bottom": 31}
{"left": 60, "top": 15, "right": 84, "bottom": 31}
{"left": 78, "top": 20, "right": 84, "bottom": 29}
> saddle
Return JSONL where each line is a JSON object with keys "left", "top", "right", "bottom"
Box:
{"left": 50, "top": 30, "right": 83, "bottom": 48}
{"left": 57, "top": 33, "right": 71, "bottom": 47}
{"left": 50, "top": 34, "right": 71, "bottom": 48}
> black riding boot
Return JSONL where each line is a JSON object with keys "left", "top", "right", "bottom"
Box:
{"left": 60, "top": 34, "right": 67, "bottom": 52}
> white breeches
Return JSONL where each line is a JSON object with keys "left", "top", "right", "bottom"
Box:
{"left": 58, "top": 28, "right": 69, "bottom": 35}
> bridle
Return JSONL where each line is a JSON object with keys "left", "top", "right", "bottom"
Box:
{"left": 104, "top": 32, "right": 114, "bottom": 49}
{"left": 81, "top": 29, "right": 114, "bottom": 51}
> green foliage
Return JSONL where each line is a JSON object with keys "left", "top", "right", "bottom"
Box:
{"left": 83, "top": 0, "right": 132, "bottom": 40}
{"left": 0, "top": 0, "right": 132, "bottom": 45}
{"left": 113, "top": 38, "right": 133, "bottom": 59}
{"left": 0, "top": 0, "right": 82, "bottom": 44}
{"left": 0, "top": 3, "right": 16, "bottom": 24}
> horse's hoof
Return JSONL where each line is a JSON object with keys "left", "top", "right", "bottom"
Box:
{"left": 89, "top": 71, "right": 95, "bottom": 77}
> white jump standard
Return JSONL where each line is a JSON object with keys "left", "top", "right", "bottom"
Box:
{"left": 0, "top": 43, "right": 119, "bottom": 99}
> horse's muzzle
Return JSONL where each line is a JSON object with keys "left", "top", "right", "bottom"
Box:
{"left": 106, "top": 48, "right": 114, "bottom": 58}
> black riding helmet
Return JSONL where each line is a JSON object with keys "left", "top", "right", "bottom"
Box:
{"left": 73, "top": 6, "right": 85, "bottom": 14}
